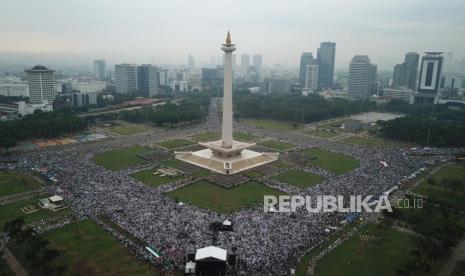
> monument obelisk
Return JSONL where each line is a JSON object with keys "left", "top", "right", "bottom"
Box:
{"left": 175, "top": 32, "right": 278, "bottom": 175}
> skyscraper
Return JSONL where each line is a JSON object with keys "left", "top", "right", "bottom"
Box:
{"left": 157, "top": 68, "right": 168, "bottom": 86}
{"left": 413, "top": 52, "right": 443, "bottom": 104}
{"left": 299, "top": 52, "right": 315, "bottom": 85}
{"left": 115, "top": 64, "right": 137, "bottom": 95}
{"left": 93, "top": 59, "right": 106, "bottom": 80}
{"left": 137, "top": 65, "right": 159, "bottom": 97}
{"left": 348, "top": 55, "right": 377, "bottom": 99}
{"left": 188, "top": 54, "right": 196, "bottom": 68}
{"left": 252, "top": 54, "right": 262, "bottom": 71}
{"left": 304, "top": 64, "right": 319, "bottom": 90}
{"left": 317, "top": 42, "right": 336, "bottom": 87}
{"left": 240, "top": 54, "right": 250, "bottom": 70}
{"left": 25, "top": 65, "right": 56, "bottom": 104}
{"left": 404, "top": 52, "right": 419, "bottom": 90}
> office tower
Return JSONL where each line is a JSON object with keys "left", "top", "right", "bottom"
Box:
{"left": 240, "top": 54, "right": 250, "bottom": 69}
{"left": 413, "top": 52, "right": 443, "bottom": 104}
{"left": 392, "top": 63, "right": 409, "bottom": 87}
{"left": 299, "top": 52, "right": 315, "bottom": 85}
{"left": 261, "top": 78, "right": 292, "bottom": 94}
{"left": 317, "top": 42, "right": 336, "bottom": 86}
{"left": 115, "top": 64, "right": 137, "bottom": 95}
{"left": 404, "top": 52, "right": 419, "bottom": 90}
{"left": 188, "top": 54, "right": 196, "bottom": 68}
{"left": 304, "top": 65, "right": 319, "bottom": 90}
{"left": 252, "top": 54, "right": 263, "bottom": 71}
{"left": 0, "top": 80, "right": 29, "bottom": 97}
{"left": 137, "top": 65, "right": 159, "bottom": 97}
{"left": 201, "top": 67, "right": 224, "bottom": 90}
{"left": 93, "top": 59, "right": 106, "bottom": 80}
{"left": 347, "top": 55, "right": 377, "bottom": 99}
{"left": 25, "top": 65, "right": 56, "bottom": 104}
{"left": 157, "top": 68, "right": 168, "bottom": 86}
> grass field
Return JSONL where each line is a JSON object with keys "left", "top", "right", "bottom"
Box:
{"left": 0, "top": 171, "right": 42, "bottom": 197}
{"left": 94, "top": 146, "right": 151, "bottom": 171}
{"left": 342, "top": 136, "right": 400, "bottom": 148}
{"left": 314, "top": 224, "right": 417, "bottom": 276}
{"left": 191, "top": 132, "right": 258, "bottom": 142}
{"left": 305, "top": 129, "right": 340, "bottom": 139}
{"left": 0, "top": 196, "right": 71, "bottom": 228}
{"left": 258, "top": 140, "right": 295, "bottom": 151}
{"left": 162, "top": 159, "right": 182, "bottom": 168}
{"left": 131, "top": 169, "right": 184, "bottom": 188}
{"left": 157, "top": 139, "right": 196, "bottom": 149}
{"left": 303, "top": 148, "right": 360, "bottom": 174}
{"left": 272, "top": 160, "right": 292, "bottom": 169}
{"left": 273, "top": 169, "right": 325, "bottom": 188}
{"left": 243, "top": 171, "right": 265, "bottom": 178}
{"left": 317, "top": 118, "right": 359, "bottom": 130}
{"left": 39, "top": 220, "right": 155, "bottom": 275}
{"left": 106, "top": 125, "right": 147, "bottom": 135}
{"left": 414, "top": 163, "right": 465, "bottom": 207}
{"left": 245, "top": 119, "right": 302, "bottom": 131}
{"left": 168, "top": 180, "right": 285, "bottom": 213}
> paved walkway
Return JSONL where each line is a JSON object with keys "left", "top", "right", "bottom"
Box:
{"left": 2, "top": 247, "right": 28, "bottom": 276}
{"left": 438, "top": 234, "right": 465, "bottom": 276}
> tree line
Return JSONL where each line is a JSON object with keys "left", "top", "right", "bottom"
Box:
{"left": 120, "top": 95, "right": 210, "bottom": 126}
{"left": 233, "top": 91, "right": 377, "bottom": 123}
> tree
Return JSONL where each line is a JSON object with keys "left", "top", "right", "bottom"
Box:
{"left": 442, "top": 177, "right": 465, "bottom": 196}
{"left": 0, "top": 138, "right": 17, "bottom": 155}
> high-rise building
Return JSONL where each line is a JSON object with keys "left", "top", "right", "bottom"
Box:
{"left": 240, "top": 54, "right": 250, "bottom": 69}
{"left": 137, "top": 65, "right": 159, "bottom": 97}
{"left": 0, "top": 80, "right": 29, "bottom": 97}
{"left": 413, "top": 52, "right": 443, "bottom": 104}
{"left": 252, "top": 54, "right": 262, "bottom": 71}
{"left": 347, "top": 55, "right": 377, "bottom": 99}
{"left": 404, "top": 52, "right": 419, "bottom": 90}
{"left": 115, "top": 64, "right": 137, "bottom": 95}
{"left": 317, "top": 42, "right": 336, "bottom": 87}
{"left": 157, "top": 68, "right": 168, "bottom": 86}
{"left": 201, "top": 67, "right": 224, "bottom": 90}
{"left": 392, "top": 63, "right": 409, "bottom": 87}
{"left": 261, "top": 78, "right": 292, "bottom": 94}
{"left": 25, "top": 65, "right": 56, "bottom": 104}
{"left": 188, "top": 54, "right": 196, "bottom": 68}
{"left": 304, "top": 65, "right": 319, "bottom": 90}
{"left": 299, "top": 52, "right": 315, "bottom": 85}
{"left": 93, "top": 59, "right": 106, "bottom": 80}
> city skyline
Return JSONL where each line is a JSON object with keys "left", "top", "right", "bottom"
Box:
{"left": 1, "top": 0, "right": 464, "bottom": 68}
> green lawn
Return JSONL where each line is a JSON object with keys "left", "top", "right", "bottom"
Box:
{"left": 94, "top": 146, "right": 151, "bottom": 171}
{"left": 414, "top": 163, "right": 465, "bottom": 207}
{"left": 40, "top": 220, "right": 155, "bottom": 275}
{"left": 191, "top": 132, "right": 258, "bottom": 142}
{"left": 131, "top": 169, "right": 184, "bottom": 188}
{"left": 162, "top": 159, "right": 182, "bottom": 168}
{"left": 157, "top": 139, "right": 196, "bottom": 149}
{"left": 303, "top": 148, "right": 360, "bottom": 174}
{"left": 306, "top": 129, "right": 340, "bottom": 139}
{"left": 0, "top": 196, "right": 70, "bottom": 228}
{"left": 342, "top": 136, "right": 400, "bottom": 148}
{"left": 314, "top": 224, "right": 418, "bottom": 276}
{"left": 258, "top": 140, "right": 295, "bottom": 151}
{"left": 106, "top": 125, "right": 147, "bottom": 135}
{"left": 272, "top": 160, "right": 292, "bottom": 169}
{"left": 245, "top": 119, "right": 302, "bottom": 131}
{"left": 0, "top": 171, "right": 42, "bottom": 197}
{"left": 243, "top": 171, "right": 265, "bottom": 178}
{"left": 273, "top": 169, "right": 325, "bottom": 188}
{"left": 191, "top": 170, "right": 211, "bottom": 177}
{"left": 168, "top": 180, "right": 285, "bottom": 213}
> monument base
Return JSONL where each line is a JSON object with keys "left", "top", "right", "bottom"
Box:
{"left": 175, "top": 139, "right": 278, "bottom": 175}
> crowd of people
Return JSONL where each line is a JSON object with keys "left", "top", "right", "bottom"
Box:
{"left": 0, "top": 98, "right": 462, "bottom": 275}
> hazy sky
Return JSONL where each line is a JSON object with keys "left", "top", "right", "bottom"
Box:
{"left": 1, "top": 0, "right": 464, "bottom": 68}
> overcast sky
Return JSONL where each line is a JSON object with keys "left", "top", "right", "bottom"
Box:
{"left": 1, "top": 0, "right": 464, "bottom": 69}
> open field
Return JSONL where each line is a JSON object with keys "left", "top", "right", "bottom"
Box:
{"left": 341, "top": 136, "right": 401, "bottom": 148}
{"left": 349, "top": 112, "right": 404, "bottom": 123}
{"left": 168, "top": 180, "right": 285, "bottom": 213}
{"left": 244, "top": 119, "right": 302, "bottom": 131}
{"left": 0, "top": 196, "right": 70, "bottom": 228}
{"left": 317, "top": 118, "right": 359, "bottom": 130}
{"left": 131, "top": 168, "right": 184, "bottom": 188}
{"left": 15, "top": 220, "right": 155, "bottom": 275}
{"left": 94, "top": 146, "right": 151, "bottom": 171}
{"left": 243, "top": 171, "right": 265, "bottom": 178}
{"left": 305, "top": 129, "right": 340, "bottom": 139}
{"left": 191, "top": 132, "right": 258, "bottom": 142}
{"left": 105, "top": 124, "right": 148, "bottom": 135}
{"left": 258, "top": 140, "right": 295, "bottom": 151}
{"left": 273, "top": 169, "right": 325, "bottom": 188}
{"left": 304, "top": 148, "right": 360, "bottom": 174}
{"left": 314, "top": 224, "right": 417, "bottom": 276}
{"left": 0, "top": 171, "right": 42, "bottom": 197}
{"left": 157, "top": 139, "right": 196, "bottom": 149}
{"left": 414, "top": 163, "right": 465, "bottom": 207}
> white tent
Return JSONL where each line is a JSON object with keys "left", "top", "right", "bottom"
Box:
{"left": 195, "top": 246, "right": 227, "bottom": 262}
